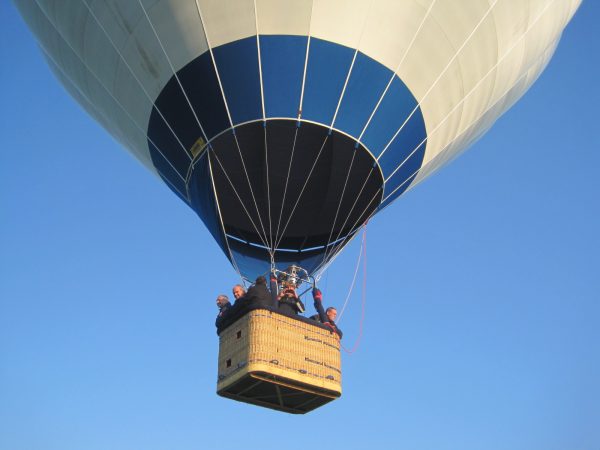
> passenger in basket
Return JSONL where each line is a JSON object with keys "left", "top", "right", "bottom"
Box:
{"left": 312, "top": 288, "right": 343, "bottom": 339}
{"left": 241, "top": 276, "right": 272, "bottom": 309}
{"left": 232, "top": 284, "right": 246, "bottom": 302}
{"left": 215, "top": 294, "right": 232, "bottom": 329}
{"left": 277, "top": 286, "right": 305, "bottom": 316}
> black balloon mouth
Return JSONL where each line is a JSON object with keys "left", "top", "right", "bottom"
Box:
{"left": 200, "top": 119, "right": 383, "bottom": 253}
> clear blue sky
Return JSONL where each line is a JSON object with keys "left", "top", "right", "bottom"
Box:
{"left": 1, "top": 2, "right": 599, "bottom": 450}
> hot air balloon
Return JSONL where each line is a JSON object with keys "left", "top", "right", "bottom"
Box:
{"left": 15, "top": 0, "right": 581, "bottom": 413}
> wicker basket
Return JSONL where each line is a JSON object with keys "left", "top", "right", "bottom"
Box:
{"left": 217, "top": 308, "right": 342, "bottom": 414}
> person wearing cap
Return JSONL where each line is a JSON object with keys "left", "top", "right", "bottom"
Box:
{"left": 312, "top": 288, "right": 343, "bottom": 338}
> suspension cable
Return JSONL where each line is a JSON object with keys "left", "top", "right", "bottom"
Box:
{"left": 376, "top": 0, "right": 500, "bottom": 164}
{"left": 383, "top": 0, "right": 561, "bottom": 190}
{"left": 321, "top": 166, "right": 374, "bottom": 264}
{"left": 273, "top": 124, "right": 300, "bottom": 250}
{"left": 341, "top": 225, "right": 367, "bottom": 354}
{"left": 209, "top": 149, "right": 272, "bottom": 250}
{"left": 274, "top": 133, "right": 330, "bottom": 251}
{"left": 81, "top": 0, "right": 193, "bottom": 164}
{"left": 272, "top": 1, "right": 374, "bottom": 256}
{"left": 356, "top": 0, "right": 439, "bottom": 144}
{"left": 319, "top": 149, "right": 357, "bottom": 269}
{"left": 318, "top": 0, "right": 548, "bottom": 273}
{"left": 337, "top": 226, "right": 366, "bottom": 323}
{"left": 194, "top": 1, "right": 271, "bottom": 253}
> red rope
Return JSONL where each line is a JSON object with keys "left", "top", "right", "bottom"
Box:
{"left": 341, "top": 225, "right": 367, "bottom": 354}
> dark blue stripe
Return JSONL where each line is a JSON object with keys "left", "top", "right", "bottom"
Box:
{"left": 332, "top": 52, "right": 390, "bottom": 137}
{"left": 148, "top": 104, "right": 192, "bottom": 177}
{"left": 302, "top": 38, "right": 355, "bottom": 125}
{"left": 361, "top": 77, "right": 421, "bottom": 156}
{"left": 188, "top": 156, "right": 229, "bottom": 257}
{"left": 150, "top": 139, "right": 189, "bottom": 205}
{"left": 377, "top": 111, "right": 426, "bottom": 179}
{"left": 177, "top": 52, "right": 230, "bottom": 139}
{"left": 379, "top": 170, "right": 419, "bottom": 211}
{"left": 260, "top": 35, "right": 307, "bottom": 118}
{"left": 379, "top": 135, "right": 426, "bottom": 208}
{"left": 213, "top": 37, "right": 263, "bottom": 125}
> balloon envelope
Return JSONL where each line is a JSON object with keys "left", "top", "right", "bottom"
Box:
{"left": 15, "top": 0, "right": 581, "bottom": 281}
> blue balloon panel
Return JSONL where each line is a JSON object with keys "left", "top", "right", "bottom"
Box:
{"left": 259, "top": 35, "right": 307, "bottom": 118}
{"left": 332, "top": 52, "right": 391, "bottom": 138}
{"left": 302, "top": 38, "right": 355, "bottom": 125}
{"left": 213, "top": 37, "right": 263, "bottom": 125}
{"left": 360, "top": 77, "right": 423, "bottom": 157}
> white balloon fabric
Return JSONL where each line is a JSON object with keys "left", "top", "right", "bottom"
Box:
{"left": 14, "top": 0, "right": 582, "bottom": 281}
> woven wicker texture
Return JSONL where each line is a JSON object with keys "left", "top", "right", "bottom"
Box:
{"left": 217, "top": 309, "right": 342, "bottom": 395}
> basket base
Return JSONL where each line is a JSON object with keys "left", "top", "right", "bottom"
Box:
{"left": 217, "top": 371, "right": 340, "bottom": 414}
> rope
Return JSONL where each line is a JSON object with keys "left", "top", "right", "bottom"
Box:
{"left": 143, "top": 0, "right": 276, "bottom": 273}
{"left": 376, "top": 0, "right": 500, "bottom": 163}
{"left": 207, "top": 154, "right": 245, "bottom": 286}
{"left": 34, "top": 41, "right": 185, "bottom": 189}
{"left": 317, "top": 0, "right": 434, "bottom": 267}
{"left": 274, "top": 133, "right": 330, "bottom": 250}
{"left": 253, "top": 2, "right": 273, "bottom": 252}
{"left": 317, "top": 0, "right": 555, "bottom": 275}
{"left": 271, "top": 0, "right": 373, "bottom": 256}
{"left": 35, "top": 0, "right": 191, "bottom": 179}
{"left": 329, "top": 0, "right": 374, "bottom": 129}
{"left": 253, "top": 0, "right": 266, "bottom": 121}
{"left": 381, "top": 49, "right": 555, "bottom": 207}
{"left": 321, "top": 167, "right": 375, "bottom": 264}
{"left": 320, "top": 0, "right": 501, "bottom": 250}
{"left": 337, "top": 226, "right": 366, "bottom": 323}
{"left": 81, "top": 0, "right": 193, "bottom": 166}
{"left": 138, "top": 0, "right": 207, "bottom": 148}
{"left": 195, "top": 0, "right": 271, "bottom": 253}
{"left": 231, "top": 131, "right": 272, "bottom": 251}
{"left": 334, "top": 1, "right": 564, "bottom": 351}
{"left": 313, "top": 188, "right": 379, "bottom": 277}
{"left": 315, "top": 0, "right": 433, "bottom": 272}
{"left": 263, "top": 123, "right": 274, "bottom": 251}
{"left": 42, "top": 0, "right": 245, "bottom": 282}
{"left": 356, "top": 0, "right": 439, "bottom": 143}
{"left": 209, "top": 148, "right": 272, "bottom": 250}
{"left": 319, "top": 150, "right": 357, "bottom": 269}
{"left": 341, "top": 225, "right": 367, "bottom": 354}
{"left": 273, "top": 124, "right": 300, "bottom": 249}
{"left": 381, "top": 0, "right": 561, "bottom": 192}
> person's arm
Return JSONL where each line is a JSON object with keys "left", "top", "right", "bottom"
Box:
{"left": 269, "top": 273, "right": 278, "bottom": 308}
{"left": 312, "top": 288, "right": 328, "bottom": 324}
{"left": 313, "top": 289, "right": 342, "bottom": 338}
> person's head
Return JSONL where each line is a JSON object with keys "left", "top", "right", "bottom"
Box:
{"left": 232, "top": 284, "right": 245, "bottom": 300}
{"left": 326, "top": 307, "right": 337, "bottom": 322}
{"left": 216, "top": 294, "right": 229, "bottom": 308}
{"left": 255, "top": 275, "right": 266, "bottom": 286}
{"left": 277, "top": 284, "right": 296, "bottom": 299}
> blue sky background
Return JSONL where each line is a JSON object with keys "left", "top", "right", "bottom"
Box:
{"left": 1, "top": 2, "right": 599, "bottom": 449}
